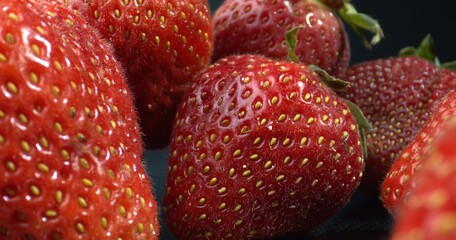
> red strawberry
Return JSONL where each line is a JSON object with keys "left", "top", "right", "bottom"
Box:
{"left": 211, "top": 0, "right": 383, "bottom": 76}
{"left": 337, "top": 36, "right": 456, "bottom": 194}
{"left": 381, "top": 91, "right": 456, "bottom": 217}
{"left": 59, "top": 0, "right": 214, "bottom": 149}
{"left": 164, "top": 54, "right": 366, "bottom": 239}
{"left": 0, "top": 1, "right": 159, "bottom": 238}
{"left": 390, "top": 116, "right": 456, "bottom": 240}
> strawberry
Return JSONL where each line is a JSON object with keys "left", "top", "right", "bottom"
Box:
{"left": 0, "top": 1, "right": 159, "bottom": 238}
{"left": 163, "top": 54, "right": 366, "bottom": 239}
{"left": 59, "top": 0, "right": 214, "bottom": 149}
{"left": 337, "top": 35, "right": 456, "bottom": 194}
{"left": 390, "top": 116, "right": 456, "bottom": 240}
{"left": 381, "top": 91, "right": 456, "bottom": 217}
{"left": 211, "top": 0, "right": 383, "bottom": 76}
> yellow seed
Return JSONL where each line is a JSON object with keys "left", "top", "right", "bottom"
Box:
{"left": 209, "top": 177, "right": 217, "bottom": 185}
{"left": 301, "top": 158, "right": 309, "bottom": 166}
{"left": 60, "top": 149, "right": 70, "bottom": 161}
{"left": 0, "top": 134, "right": 4, "bottom": 145}
{"left": 269, "top": 137, "right": 277, "bottom": 145}
{"left": 103, "top": 188, "right": 111, "bottom": 199}
{"left": 229, "top": 168, "right": 235, "bottom": 177}
{"left": 218, "top": 187, "right": 227, "bottom": 194}
{"left": 234, "top": 204, "right": 242, "bottom": 212}
{"left": 242, "top": 169, "right": 251, "bottom": 176}
{"left": 5, "top": 33, "right": 14, "bottom": 44}
{"left": 125, "top": 187, "right": 133, "bottom": 198}
{"left": 31, "top": 44, "right": 41, "bottom": 56}
{"left": 198, "top": 214, "right": 207, "bottom": 220}
{"left": 317, "top": 136, "right": 325, "bottom": 145}
{"left": 30, "top": 185, "right": 40, "bottom": 196}
{"left": 214, "top": 151, "right": 222, "bottom": 161}
{"left": 54, "top": 61, "right": 62, "bottom": 71}
{"left": 45, "top": 210, "right": 58, "bottom": 218}
{"left": 78, "top": 197, "right": 88, "bottom": 208}
{"left": 270, "top": 96, "right": 278, "bottom": 105}
{"left": 304, "top": 93, "right": 311, "bottom": 100}
{"left": 20, "top": 140, "right": 31, "bottom": 152}
{"left": 254, "top": 101, "right": 263, "bottom": 109}
{"left": 82, "top": 178, "right": 93, "bottom": 187}
{"left": 8, "top": 13, "right": 19, "bottom": 22}
{"left": 189, "top": 184, "right": 196, "bottom": 193}
{"left": 37, "top": 163, "right": 49, "bottom": 172}
{"left": 233, "top": 149, "right": 241, "bottom": 157}
{"left": 307, "top": 117, "right": 315, "bottom": 124}
{"left": 250, "top": 153, "right": 259, "bottom": 160}
{"left": 6, "top": 82, "right": 18, "bottom": 94}
{"left": 100, "top": 217, "right": 108, "bottom": 229}
{"left": 277, "top": 114, "right": 286, "bottom": 122}
{"left": 5, "top": 161, "right": 15, "bottom": 172}
{"left": 342, "top": 131, "right": 349, "bottom": 139}
{"left": 256, "top": 180, "right": 264, "bottom": 188}
{"left": 54, "top": 122, "right": 63, "bottom": 133}
{"left": 79, "top": 158, "right": 90, "bottom": 169}
{"left": 119, "top": 205, "right": 127, "bottom": 217}
{"left": 198, "top": 198, "right": 206, "bottom": 205}
{"left": 0, "top": 53, "right": 7, "bottom": 62}
{"left": 55, "top": 190, "right": 63, "bottom": 203}
{"left": 75, "top": 222, "right": 85, "bottom": 233}
{"left": 293, "top": 114, "right": 301, "bottom": 121}
{"left": 276, "top": 174, "right": 285, "bottom": 181}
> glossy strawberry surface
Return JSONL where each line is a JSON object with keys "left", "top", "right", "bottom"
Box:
{"left": 212, "top": 0, "right": 350, "bottom": 76}
{"left": 338, "top": 56, "right": 455, "bottom": 194}
{"left": 60, "top": 0, "right": 214, "bottom": 149}
{"left": 381, "top": 91, "right": 456, "bottom": 217}
{"left": 164, "top": 54, "right": 364, "bottom": 239}
{"left": 391, "top": 115, "right": 456, "bottom": 240}
{"left": 0, "top": 1, "right": 159, "bottom": 238}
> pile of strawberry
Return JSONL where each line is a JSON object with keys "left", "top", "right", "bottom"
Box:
{"left": 1, "top": 0, "right": 455, "bottom": 239}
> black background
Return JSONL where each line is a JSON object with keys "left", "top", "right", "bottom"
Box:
{"left": 147, "top": 1, "right": 455, "bottom": 239}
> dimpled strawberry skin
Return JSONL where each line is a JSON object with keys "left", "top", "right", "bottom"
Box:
{"left": 0, "top": 1, "right": 159, "bottom": 238}
{"left": 164, "top": 54, "right": 364, "bottom": 239}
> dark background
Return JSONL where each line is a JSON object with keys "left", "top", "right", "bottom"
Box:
{"left": 146, "top": 1, "right": 455, "bottom": 239}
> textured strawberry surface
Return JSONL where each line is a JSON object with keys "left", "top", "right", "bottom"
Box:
{"left": 0, "top": 1, "right": 159, "bottom": 238}
{"left": 164, "top": 54, "right": 364, "bottom": 239}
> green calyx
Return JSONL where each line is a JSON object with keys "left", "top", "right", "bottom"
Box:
{"left": 337, "top": 2, "right": 384, "bottom": 49}
{"left": 345, "top": 100, "right": 373, "bottom": 160}
{"left": 399, "top": 34, "right": 456, "bottom": 71}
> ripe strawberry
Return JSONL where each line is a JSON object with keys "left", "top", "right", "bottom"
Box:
{"left": 390, "top": 116, "right": 456, "bottom": 240}
{"left": 211, "top": 0, "right": 383, "bottom": 76}
{"left": 337, "top": 36, "right": 456, "bottom": 194}
{"left": 164, "top": 54, "right": 366, "bottom": 239}
{"left": 59, "top": 0, "right": 214, "bottom": 149}
{"left": 0, "top": 1, "right": 159, "bottom": 238}
{"left": 381, "top": 91, "right": 456, "bottom": 217}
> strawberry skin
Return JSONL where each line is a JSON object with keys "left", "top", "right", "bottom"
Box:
{"left": 212, "top": 0, "right": 350, "bottom": 76}
{"left": 391, "top": 115, "right": 456, "bottom": 240}
{"left": 338, "top": 56, "right": 455, "bottom": 194}
{"left": 164, "top": 54, "right": 364, "bottom": 239}
{"left": 381, "top": 91, "right": 456, "bottom": 217}
{"left": 0, "top": 1, "right": 159, "bottom": 238}
{"left": 60, "top": 0, "right": 214, "bottom": 149}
